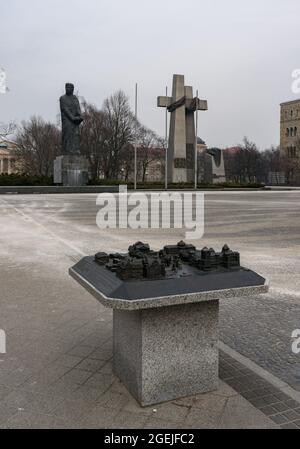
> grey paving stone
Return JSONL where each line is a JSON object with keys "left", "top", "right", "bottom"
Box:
{"left": 68, "top": 385, "right": 106, "bottom": 403}
{"left": 84, "top": 372, "right": 115, "bottom": 390}
{"left": 0, "top": 389, "right": 64, "bottom": 415}
{"left": 184, "top": 405, "right": 224, "bottom": 429}
{"left": 75, "top": 358, "right": 107, "bottom": 373}
{"left": 0, "top": 402, "right": 18, "bottom": 426}
{"left": 0, "top": 386, "right": 13, "bottom": 401}
{"left": 270, "top": 414, "right": 289, "bottom": 425}
{"left": 272, "top": 402, "right": 291, "bottom": 413}
{"left": 96, "top": 389, "right": 130, "bottom": 411}
{"left": 261, "top": 395, "right": 281, "bottom": 405}
{"left": 144, "top": 418, "right": 182, "bottom": 429}
{"left": 282, "top": 410, "right": 300, "bottom": 421}
{"left": 53, "top": 354, "right": 83, "bottom": 368}
{"left": 60, "top": 368, "right": 93, "bottom": 385}
{"left": 110, "top": 411, "right": 148, "bottom": 429}
{"left": 67, "top": 345, "right": 95, "bottom": 358}
{"left": 151, "top": 403, "right": 190, "bottom": 423}
{"left": 79, "top": 406, "right": 119, "bottom": 429}
{"left": 89, "top": 347, "right": 113, "bottom": 362}
{"left": 259, "top": 405, "right": 278, "bottom": 416}
{"left": 293, "top": 419, "right": 300, "bottom": 428}
{"left": 285, "top": 400, "right": 300, "bottom": 409}
{"left": 281, "top": 423, "right": 299, "bottom": 429}
{"left": 0, "top": 369, "right": 31, "bottom": 388}
{"left": 121, "top": 397, "right": 156, "bottom": 417}
{"left": 218, "top": 395, "right": 279, "bottom": 429}
{"left": 51, "top": 398, "right": 96, "bottom": 422}
{"left": 248, "top": 397, "right": 267, "bottom": 408}
{"left": 5, "top": 411, "right": 58, "bottom": 429}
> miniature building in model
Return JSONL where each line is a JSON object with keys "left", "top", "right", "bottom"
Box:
{"left": 221, "top": 244, "right": 240, "bottom": 269}
{"left": 95, "top": 252, "right": 110, "bottom": 266}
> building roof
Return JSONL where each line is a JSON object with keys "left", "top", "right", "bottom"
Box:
{"left": 0, "top": 139, "right": 18, "bottom": 149}
{"left": 280, "top": 99, "right": 300, "bottom": 106}
{"left": 197, "top": 137, "right": 206, "bottom": 145}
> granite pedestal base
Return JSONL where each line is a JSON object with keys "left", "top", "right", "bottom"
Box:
{"left": 113, "top": 301, "right": 219, "bottom": 407}
{"left": 54, "top": 155, "right": 89, "bottom": 186}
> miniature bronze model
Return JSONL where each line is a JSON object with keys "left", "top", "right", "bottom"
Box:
{"left": 95, "top": 241, "right": 241, "bottom": 282}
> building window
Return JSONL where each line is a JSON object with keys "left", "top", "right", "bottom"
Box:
{"left": 290, "top": 127, "right": 294, "bottom": 137}
{"left": 295, "top": 127, "right": 298, "bottom": 136}
{"left": 288, "top": 147, "right": 297, "bottom": 158}
{"left": 286, "top": 128, "right": 290, "bottom": 137}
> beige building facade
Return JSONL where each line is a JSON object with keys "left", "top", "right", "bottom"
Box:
{"left": 280, "top": 99, "right": 300, "bottom": 158}
{"left": 0, "top": 140, "right": 17, "bottom": 174}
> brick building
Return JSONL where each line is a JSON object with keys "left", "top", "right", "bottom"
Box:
{"left": 280, "top": 99, "right": 300, "bottom": 183}
{"left": 280, "top": 100, "right": 300, "bottom": 158}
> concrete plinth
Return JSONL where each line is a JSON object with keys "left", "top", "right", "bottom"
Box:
{"left": 113, "top": 301, "right": 219, "bottom": 407}
{"left": 54, "top": 155, "right": 89, "bottom": 186}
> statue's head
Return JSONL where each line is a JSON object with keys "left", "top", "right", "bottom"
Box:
{"left": 65, "top": 83, "right": 74, "bottom": 96}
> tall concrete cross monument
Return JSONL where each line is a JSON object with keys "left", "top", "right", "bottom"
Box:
{"left": 158, "top": 74, "right": 208, "bottom": 183}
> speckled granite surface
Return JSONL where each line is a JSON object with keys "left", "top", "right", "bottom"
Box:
{"left": 69, "top": 262, "right": 268, "bottom": 310}
{"left": 113, "top": 301, "right": 219, "bottom": 406}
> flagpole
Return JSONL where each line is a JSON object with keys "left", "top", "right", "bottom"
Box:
{"left": 134, "top": 83, "right": 138, "bottom": 190}
{"left": 165, "top": 85, "right": 168, "bottom": 190}
{"left": 195, "top": 90, "right": 199, "bottom": 190}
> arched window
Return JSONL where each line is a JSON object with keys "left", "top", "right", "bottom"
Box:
{"left": 291, "top": 110, "right": 293, "bottom": 117}
{"left": 295, "top": 127, "right": 297, "bottom": 136}
{"left": 290, "top": 128, "right": 294, "bottom": 137}
{"left": 286, "top": 128, "right": 290, "bottom": 137}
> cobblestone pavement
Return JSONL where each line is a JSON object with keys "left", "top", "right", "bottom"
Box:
{"left": 220, "top": 351, "right": 300, "bottom": 429}
{"left": 0, "top": 191, "right": 299, "bottom": 428}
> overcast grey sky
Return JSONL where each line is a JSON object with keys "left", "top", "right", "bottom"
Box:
{"left": 1, "top": 0, "right": 299, "bottom": 149}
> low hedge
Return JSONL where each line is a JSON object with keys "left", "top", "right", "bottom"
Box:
{"left": 0, "top": 174, "right": 53, "bottom": 186}
{"left": 0, "top": 174, "right": 264, "bottom": 189}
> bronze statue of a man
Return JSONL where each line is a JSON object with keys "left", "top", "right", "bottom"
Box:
{"left": 60, "top": 83, "right": 83, "bottom": 155}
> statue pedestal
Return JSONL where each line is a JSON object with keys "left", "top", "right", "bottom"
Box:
{"left": 54, "top": 155, "right": 89, "bottom": 187}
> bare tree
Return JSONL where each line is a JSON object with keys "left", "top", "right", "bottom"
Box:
{"left": 258, "top": 146, "right": 281, "bottom": 184}
{"left": 102, "top": 91, "right": 137, "bottom": 179}
{"left": 119, "top": 143, "right": 135, "bottom": 181}
{"left": 15, "top": 117, "right": 61, "bottom": 176}
{"left": 80, "top": 103, "right": 108, "bottom": 179}
{"left": 136, "top": 126, "right": 165, "bottom": 182}
{"left": 0, "top": 122, "right": 16, "bottom": 141}
{"left": 224, "top": 137, "right": 261, "bottom": 183}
